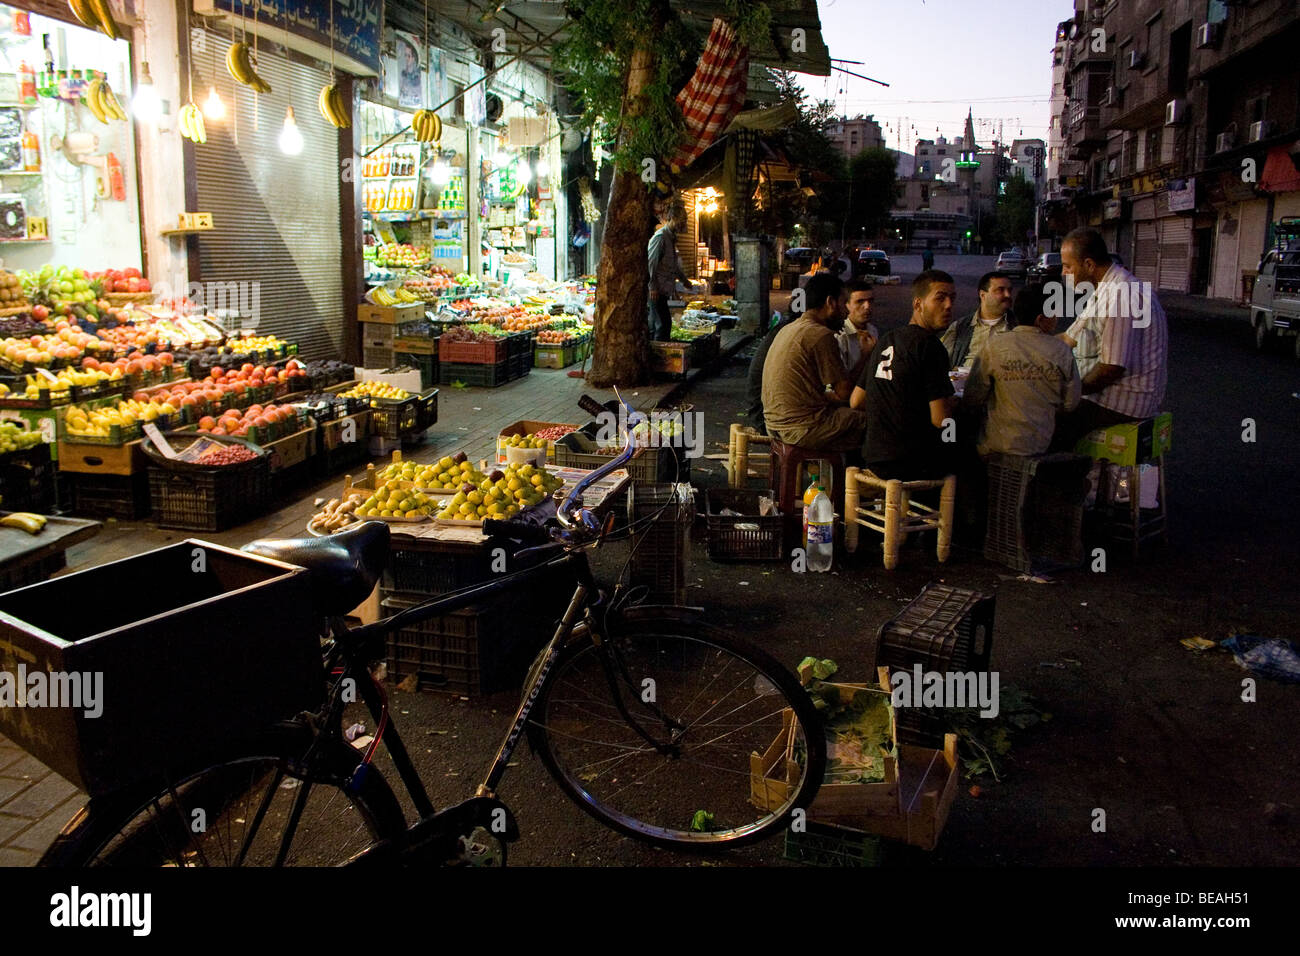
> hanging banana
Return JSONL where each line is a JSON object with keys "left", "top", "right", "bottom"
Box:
{"left": 411, "top": 110, "right": 442, "bottom": 143}
{"left": 84, "top": 77, "right": 108, "bottom": 124}
{"left": 67, "top": 0, "right": 96, "bottom": 29}
{"left": 227, "top": 42, "right": 271, "bottom": 94}
{"left": 318, "top": 83, "right": 351, "bottom": 129}
{"left": 86, "top": 0, "right": 120, "bottom": 40}
{"left": 180, "top": 102, "right": 207, "bottom": 144}
{"left": 100, "top": 82, "right": 127, "bottom": 121}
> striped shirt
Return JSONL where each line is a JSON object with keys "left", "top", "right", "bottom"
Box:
{"left": 1064, "top": 263, "right": 1168, "bottom": 418}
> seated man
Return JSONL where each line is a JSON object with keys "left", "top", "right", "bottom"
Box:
{"left": 850, "top": 270, "right": 957, "bottom": 480}
{"left": 745, "top": 311, "right": 796, "bottom": 434}
{"left": 836, "top": 279, "right": 880, "bottom": 374}
{"left": 941, "top": 271, "right": 1014, "bottom": 369}
{"left": 761, "top": 273, "right": 867, "bottom": 453}
{"left": 963, "top": 284, "right": 1082, "bottom": 457}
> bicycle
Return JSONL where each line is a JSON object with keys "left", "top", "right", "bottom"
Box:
{"left": 40, "top": 395, "right": 825, "bottom": 867}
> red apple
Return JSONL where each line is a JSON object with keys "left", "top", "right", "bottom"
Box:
{"left": 32, "top": 304, "right": 48, "bottom": 320}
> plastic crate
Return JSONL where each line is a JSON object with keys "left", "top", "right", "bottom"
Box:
{"left": 383, "top": 543, "right": 495, "bottom": 595}
{"left": 705, "top": 487, "right": 783, "bottom": 561}
{"left": 415, "top": 389, "right": 438, "bottom": 431}
{"left": 368, "top": 394, "right": 422, "bottom": 440}
{"left": 146, "top": 460, "right": 271, "bottom": 532}
{"left": 627, "top": 484, "right": 692, "bottom": 604}
{"left": 439, "top": 360, "right": 510, "bottom": 388}
{"left": 874, "top": 584, "right": 995, "bottom": 746}
{"left": 533, "top": 344, "right": 570, "bottom": 369}
{"left": 506, "top": 331, "right": 535, "bottom": 358}
{"left": 438, "top": 338, "right": 507, "bottom": 365}
{"left": 70, "top": 471, "right": 151, "bottom": 520}
{"left": 984, "top": 453, "right": 1091, "bottom": 574}
{"left": 554, "top": 444, "right": 675, "bottom": 484}
{"left": 507, "top": 351, "right": 532, "bottom": 381}
{"left": 783, "top": 822, "right": 890, "bottom": 867}
{"left": 0, "top": 443, "right": 55, "bottom": 513}
{"left": 394, "top": 352, "right": 437, "bottom": 390}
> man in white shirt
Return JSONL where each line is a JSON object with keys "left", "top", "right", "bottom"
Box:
{"left": 941, "top": 271, "right": 1014, "bottom": 369}
{"left": 1053, "top": 228, "right": 1168, "bottom": 449}
{"left": 836, "top": 279, "right": 879, "bottom": 377}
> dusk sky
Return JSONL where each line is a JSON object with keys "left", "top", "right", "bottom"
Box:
{"left": 813, "top": 0, "right": 1068, "bottom": 150}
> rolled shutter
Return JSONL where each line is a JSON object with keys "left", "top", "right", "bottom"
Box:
{"left": 1133, "top": 222, "right": 1158, "bottom": 284}
{"left": 193, "top": 32, "right": 343, "bottom": 361}
{"left": 1157, "top": 217, "right": 1191, "bottom": 292}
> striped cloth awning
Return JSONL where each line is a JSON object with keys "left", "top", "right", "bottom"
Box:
{"left": 669, "top": 18, "right": 749, "bottom": 172}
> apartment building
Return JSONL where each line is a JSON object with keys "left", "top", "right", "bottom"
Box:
{"left": 825, "top": 115, "right": 885, "bottom": 162}
{"left": 1045, "top": 0, "right": 1300, "bottom": 299}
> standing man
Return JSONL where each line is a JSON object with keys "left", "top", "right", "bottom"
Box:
{"left": 850, "top": 270, "right": 957, "bottom": 479}
{"left": 1053, "top": 228, "right": 1168, "bottom": 449}
{"left": 647, "top": 209, "right": 692, "bottom": 342}
{"left": 921, "top": 247, "right": 935, "bottom": 271}
{"left": 941, "top": 271, "right": 1014, "bottom": 369}
{"left": 761, "top": 273, "right": 867, "bottom": 453}
{"left": 836, "top": 279, "right": 880, "bottom": 374}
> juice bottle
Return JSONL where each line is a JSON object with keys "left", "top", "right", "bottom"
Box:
{"left": 801, "top": 467, "right": 820, "bottom": 540}
{"left": 18, "top": 62, "right": 36, "bottom": 105}
{"left": 21, "top": 130, "right": 39, "bottom": 171}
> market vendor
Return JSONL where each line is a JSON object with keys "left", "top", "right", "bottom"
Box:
{"left": 647, "top": 210, "right": 694, "bottom": 343}
{"left": 761, "top": 273, "right": 867, "bottom": 453}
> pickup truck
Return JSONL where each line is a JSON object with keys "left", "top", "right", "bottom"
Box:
{"left": 1251, "top": 217, "right": 1300, "bottom": 359}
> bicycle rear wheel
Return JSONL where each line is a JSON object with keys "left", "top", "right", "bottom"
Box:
{"left": 528, "top": 620, "right": 825, "bottom": 849}
{"left": 41, "top": 723, "right": 406, "bottom": 867}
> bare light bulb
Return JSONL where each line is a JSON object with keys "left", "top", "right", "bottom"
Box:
{"left": 132, "top": 61, "right": 162, "bottom": 125}
{"left": 278, "top": 105, "right": 303, "bottom": 155}
{"left": 516, "top": 163, "right": 532, "bottom": 185}
{"left": 203, "top": 85, "right": 225, "bottom": 121}
{"left": 536, "top": 158, "right": 550, "bottom": 178}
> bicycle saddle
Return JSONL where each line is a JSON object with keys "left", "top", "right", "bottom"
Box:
{"left": 242, "top": 520, "right": 390, "bottom": 617}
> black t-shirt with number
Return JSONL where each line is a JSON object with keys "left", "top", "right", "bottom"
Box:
{"left": 857, "top": 324, "right": 954, "bottom": 465}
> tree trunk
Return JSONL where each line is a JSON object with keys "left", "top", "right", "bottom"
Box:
{"left": 586, "top": 2, "right": 668, "bottom": 389}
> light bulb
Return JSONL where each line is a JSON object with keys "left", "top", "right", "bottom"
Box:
{"left": 203, "top": 85, "right": 225, "bottom": 121}
{"left": 132, "top": 61, "right": 162, "bottom": 125}
{"left": 536, "top": 158, "right": 549, "bottom": 178}
{"left": 494, "top": 149, "right": 509, "bottom": 166}
{"left": 278, "top": 105, "right": 303, "bottom": 155}
{"left": 431, "top": 159, "right": 451, "bottom": 185}
{"left": 517, "top": 163, "right": 532, "bottom": 185}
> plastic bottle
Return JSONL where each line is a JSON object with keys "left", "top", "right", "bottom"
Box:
{"left": 18, "top": 61, "right": 36, "bottom": 104}
{"left": 21, "top": 130, "right": 39, "bottom": 171}
{"left": 805, "top": 486, "right": 833, "bottom": 572}
{"left": 801, "top": 468, "right": 820, "bottom": 540}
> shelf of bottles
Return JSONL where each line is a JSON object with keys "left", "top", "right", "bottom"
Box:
{"left": 362, "top": 143, "right": 423, "bottom": 214}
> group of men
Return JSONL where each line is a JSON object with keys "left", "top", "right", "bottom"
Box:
{"left": 751, "top": 227, "right": 1168, "bottom": 536}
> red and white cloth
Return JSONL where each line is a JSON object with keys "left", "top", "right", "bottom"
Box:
{"left": 669, "top": 18, "right": 749, "bottom": 171}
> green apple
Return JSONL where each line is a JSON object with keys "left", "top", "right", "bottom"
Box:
{"left": 58, "top": 281, "right": 73, "bottom": 294}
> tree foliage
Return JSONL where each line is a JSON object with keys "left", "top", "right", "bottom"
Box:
{"left": 993, "top": 175, "right": 1036, "bottom": 249}
{"left": 847, "top": 148, "right": 898, "bottom": 241}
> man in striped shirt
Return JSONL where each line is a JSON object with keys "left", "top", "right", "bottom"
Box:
{"left": 1052, "top": 228, "right": 1167, "bottom": 450}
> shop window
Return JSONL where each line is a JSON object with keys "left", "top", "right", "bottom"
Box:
{"left": 453, "top": 82, "right": 465, "bottom": 120}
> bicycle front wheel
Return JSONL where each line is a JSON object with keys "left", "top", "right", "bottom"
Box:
{"left": 528, "top": 621, "right": 825, "bottom": 849}
{"left": 41, "top": 723, "right": 406, "bottom": 867}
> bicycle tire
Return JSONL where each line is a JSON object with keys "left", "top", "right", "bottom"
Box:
{"left": 527, "top": 619, "right": 825, "bottom": 849}
{"left": 40, "top": 722, "right": 407, "bottom": 867}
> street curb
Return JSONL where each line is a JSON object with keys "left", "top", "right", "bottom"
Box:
{"left": 655, "top": 333, "right": 755, "bottom": 409}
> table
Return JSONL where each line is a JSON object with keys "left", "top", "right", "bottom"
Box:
{"left": 0, "top": 513, "right": 101, "bottom": 592}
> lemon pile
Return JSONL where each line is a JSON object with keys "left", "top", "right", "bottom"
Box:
{"left": 341, "top": 381, "right": 410, "bottom": 401}
{"left": 437, "top": 462, "right": 565, "bottom": 521}
{"left": 354, "top": 482, "right": 438, "bottom": 520}
{"left": 501, "top": 434, "right": 548, "bottom": 449}
{"left": 65, "top": 399, "right": 178, "bottom": 437}
{"left": 376, "top": 456, "right": 488, "bottom": 491}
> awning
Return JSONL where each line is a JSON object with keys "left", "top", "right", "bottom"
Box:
{"left": 1260, "top": 143, "right": 1300, "bottom": 194}
{"left": 670, "top": 18, "right": 749, "bottom": 170}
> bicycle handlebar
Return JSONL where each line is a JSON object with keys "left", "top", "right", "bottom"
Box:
{"left": 555, "top": 393, "right": 645, "bottom": 534}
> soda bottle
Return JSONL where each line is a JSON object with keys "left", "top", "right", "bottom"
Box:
{"left": 801, "top": 467, "right": 819, "bottom": 540}
{"left": 805, "top": 487, "right": 833, "bottom": 573}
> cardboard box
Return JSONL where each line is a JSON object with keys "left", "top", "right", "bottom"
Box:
{"left": 357, "top": 303, "right": 424, "bottom": 326}
{"left": 1074, "top": 411, "right": 1172, "bottom": 467}
{"left": 356, "top": 367, "right": 423, "bottom": 395}
{"left": 495, "top": 420, "right": 575, "bottom": 462}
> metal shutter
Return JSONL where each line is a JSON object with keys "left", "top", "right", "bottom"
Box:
{"left": 1133, "top": 222, "right": 1158, "bottom": 284}
{"left": 193, "top": 33, "right": 343, "bottom": 361}
{"left": 1157, "top": 216, "right": 1191, "bottom": 292}
{"left": 678, "top": 194, "right": 697, "bottom": 277}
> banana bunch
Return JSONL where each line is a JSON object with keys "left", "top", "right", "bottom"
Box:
{"left": 227, "top": 42, "right": 271, "bottom": 94}
{"left": 371, "top": 287, "right": 401, "bottom": 307}
{"left": 69, "top": 0, "right": 119, "bottom": 40}
{"left": 319, "top": 84, "right": 351, "bottom": 129}
{"left": 393, "top": 288, "right": 420, "bottom": 303}
{"left": 84, "top": 76, "right": 126, "bottom": 124}
{"left": 411, "top": 110, "right": 442, "bottom": 143}
{"left": 180, "top": 102, "right": 207, "bottom": 144}
{"left": 1, "top": 512, "right": 47, "bottom": 535}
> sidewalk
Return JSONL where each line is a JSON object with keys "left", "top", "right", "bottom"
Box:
{"left": 0, "top": 331, "right": 751, "bottom": 866}
{"left": 1159, "top": 291, "right": 1251, "bottom": 324}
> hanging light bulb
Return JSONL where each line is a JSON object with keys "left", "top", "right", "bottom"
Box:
{"left": 535, "top": 157, "right": 549, "bottom": 178}
{"left": 203, "top": 85, "right": 226, "bottom": 121}
{"left": 430, "top": 155, "right": 452, "bottom": 185}
{"left": 493, "top": 146, "right": 510, "bottom": 166}
{"left": 279, "top": 105, "right": 304, "bottom": 155}
{"left": 517, "top": 162, "right": 532, "bottom": 186}
{"left": 132, "top": 61, "right": 163, "bottom": 125}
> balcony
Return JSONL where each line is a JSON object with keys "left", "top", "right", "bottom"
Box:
{"left": 1068, "top": 103, "right": 1107, "bottom": 148}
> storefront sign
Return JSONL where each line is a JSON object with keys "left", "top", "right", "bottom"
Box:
{"left": 1167, "top": 177, "right": 1196, "bottom": 213}
{"left": 1103, "top": 198, "right": 1122, "bottom": 220}
{"left": 194, "top": 0, "right": 381, "bottom": 77}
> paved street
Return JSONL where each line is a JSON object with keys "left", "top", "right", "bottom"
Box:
{"left": 3, "top": 256, "right": 1298, "bottom": 867}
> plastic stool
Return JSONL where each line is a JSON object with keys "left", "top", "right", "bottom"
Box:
{"left": 768, "top": 437, "right": 845, "bottom": 547}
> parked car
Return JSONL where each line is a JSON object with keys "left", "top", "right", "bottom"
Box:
{"left": 783, "top": 247, "right": 816, "bottom": 274}
{"left": 995, "top": 250, "right": 1028, "bottom": 277}
{"left": 1251, "top": 217, "right": 1300, "bottom": 358}
{"left": 855, "top": 249, "right": 892, "bottom": 278}
{"left": 1027, "top": 252, "right": 1062, "bottom": 282}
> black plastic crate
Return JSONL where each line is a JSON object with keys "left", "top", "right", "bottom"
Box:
{"left": 70, "top": 472, "right": 151, "bottom": 521}
{"left": 147, "top": 460, "right": 270, "bottom": 532}
{"left": 507, "top": 351, "right": 532, "bottom": 381}
{"left": 783, "top": 822, "right": 891, "bottom": 867}
{"left": 383, "top": 543, "right": 495, "bottom": 595}
{"left": 316, "top": 438, "right": 371, "bottom": 476}
{"left": 506, "top": 331, "right": 535, "bottom": 358}
{"left": 627, "top": 485, "right": 692, "bottom": 603}
{"left": 0, "top": 443, "right": 54, "bottom": 513}
{"left": 394, "top": 352, "right": 437, "bottom": 390}
{"left": 984, "top": 453, "right": 1091, "bottom": 574}
{"left": 369, "top": 394, "right": 422, "bottom": 440}
{"left": 438, "top": 360, "right": 510, "bottom": 388}
{"left": 705, "top": 487, "right": 783, "bottom": 561}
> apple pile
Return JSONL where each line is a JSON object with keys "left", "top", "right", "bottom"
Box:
{"left": 83, "top": 351, "right": 175, "bottom": 380}
{"left": 90, "top": 267, "right": 153, "bottom": 295}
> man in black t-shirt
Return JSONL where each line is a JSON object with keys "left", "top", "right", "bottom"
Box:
{"left": 850, "top": 270, "right": 958, "bottom": 480}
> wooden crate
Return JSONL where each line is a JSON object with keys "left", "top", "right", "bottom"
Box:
{"left": 357, "top": 303, "right": 423, "bottom": 326}
{"left": 320, "top": 410, "right": 372, "bottom": 451}
{"left": 57, "top": 439, "right": 148, "bottom": 476}
{"left": 495, "top": 419, "right": 574, "bottom": 462}
{"left": 261, "top": 427, "right": 315, "bottom": 472}
{"left": 650, "top": 341, "right": 690, "bottom": 377}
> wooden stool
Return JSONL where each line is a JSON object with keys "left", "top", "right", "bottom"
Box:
{"left": 844, "top": 467, "right": 956, "bottom": 570}
{"left": 727, "top": 423, "right": 772, "bottom": 489}
{"left": 1074, "top": 413, "right": 1171, "bottom": 559}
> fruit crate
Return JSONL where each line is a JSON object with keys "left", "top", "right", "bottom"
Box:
{"left": 874, "top": 584, "right": 995, "bottom": 747}
{"left": 650, "top": 341, "right": 690, "bottom": 378}
{"left": 369, "top": 393, "right": 425, "bottom": 440}
{"left": 438, "top": 360, "right": 510, "bottom": 388}
{"left": 383, "top": 540, "right": 496, "bottom": 595}
{"left": 147, "top": 462, "right": 271, "bottom": 532}
{"left": 58, "top": 421, "right": 142, "bottom": 446}
{"left": 506, "top": 350, "right": 532, "bottom": 381}
{"left": 363, "top": 346, "right": 395, "bottom": 370}
{"left": 0, "top": 443, "right": 55, "bottom": 513}
{"left": 438, "top": 337, "right": 507, "bottom": 365}
{"left": 704, "top": 487, "right": 783, "bottom": 561}
{"left": 554, "top": 444, "right": 673, "bottom": 484}
{"left": 506, "top": 331, "right": 535, "bottom": 358}
{"left": 70, "top": 471, "right": 151, "bottom": 520}
{"left": 783, "top": 822, "right": 891, "bottom": 867}
{"left": 394, "top": 352, "right": 437, "bottom": 390}
{"left": 626, "top": 484, "right": 693, "bottom": 604}
{"left": 415, "top": 388, "right": 438, "bottom": 431}
{"left": 0, "top": 386, "right": 72, "bottom": 409}
{"left": 984, "top": 452, "right": 1092, "bottom": 574}
{"left": 0, "top": 541, "right": 319, "bottom": 796}
{"left": 533, "top": 344, "right": 571, "bottom": 369}
{"left": 319, "top": 409, "right": 371, "bottom": 451}
{"left": 688, "top": 332, "right": 721, "bottom": 367}
{"left": 69, "top": 381, "right": 125, "bottom": 404}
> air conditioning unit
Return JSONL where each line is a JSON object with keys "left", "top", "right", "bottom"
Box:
{"left": 1165, "top": 98, "right": 1188, "bottom": 125}
{"left": 1128, "top": 49, "right": 1146, "bottom": 69}
{"left": 1249, "top": 120, "right": 1274, "bottom": 142}
{"left": 1196, "top": 22, "right": 1221, "bottom": 48}
{"left": 1215, "top": 131, "right": 1236, "bottom": 153}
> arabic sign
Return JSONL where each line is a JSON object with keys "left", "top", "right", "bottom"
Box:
{"left": 195, "top": 0, "right": 381, "bottom": 76}
{"left": 1167, "top": 177, "right": 1196, "bottom": 213}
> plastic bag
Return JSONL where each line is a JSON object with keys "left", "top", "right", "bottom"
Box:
{"left": 1221, "top": 634, "right": 1300, "bottom": 683}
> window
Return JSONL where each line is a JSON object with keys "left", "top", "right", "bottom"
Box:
{"left": 1145, "top": 125, "right": 1162, "bottom": 167}
{"left": 937, "top": 148, "right": 946, "bottom": 155}
{"left": 1146, "top": 14, "right": 1162, "bottom": 68}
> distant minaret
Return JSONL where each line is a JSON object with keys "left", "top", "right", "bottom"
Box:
{"left": 963, "top": 109, "right": 978, "bottom": 154}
